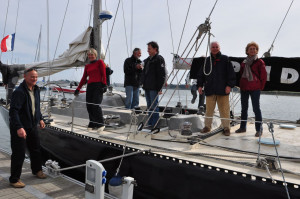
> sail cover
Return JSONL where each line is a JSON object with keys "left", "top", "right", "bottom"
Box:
{"left": 190, "top": 57, "right": 300, "bottom": 92}
{"left": 25, "top": 26, "right": 93, "bottom": 77}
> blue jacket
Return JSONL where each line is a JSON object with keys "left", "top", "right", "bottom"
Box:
{"left": 9, "top": 80, "right": 43, "bottom": 129}
{"left": 197, "top": 52, "right": 236, "bottom": 96}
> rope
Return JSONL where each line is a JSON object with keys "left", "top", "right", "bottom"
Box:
{"left": 34, "top": 25, "right": 42, "bottom": 62}
{"left": 55, "top": 150, "right": 146, "bottom": 172}
{"left": 104, "top": 0, "right": 112, "bottom": 83}
{"left": 10, "top": 0, "right": 20, "bottom": 64}
{"left": 166, "top": 0, "right": 175, "bottom": 54}
{"left": 139, "top": 29, "right": 207, "bottom": 128}
{"left": 47, "top": 0, "right": 70, "bottom": 83}
{"left": 121, "top": 0, "right": 129, "bottom": 57}
{"left": 176, "top": 0, "right": 192, "bottom": 55}
{"left": 267, "top": 122, "right": 291, "bottom": 199}
{"left": 203, "top": 31, "right": 213, "bottom": 76}
{"left": 115, "top": 111, "right": 136, "bottom": 176}
{"left": 264, "top": 0, "right": 294, "bottom": 57}
{"left": 104, "top": 0, "right": 121, "bottom": 60}
{"left": 130, "top": 0, "right": 133, "bottom": 53}
{"left": 207, "top": 0, "right": 219, "bottom": 20}
{"left": 0, "top": 0, "right": 10, "bottom": 60}
{"left": 151, "top": 34, "right": 208, "bottom": 128}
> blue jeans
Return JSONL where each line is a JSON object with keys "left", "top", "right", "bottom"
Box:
{"left": 125, "top": 86, "right": 140, "bottom": 109}
{"left": 240, "top": 90, "right": 262, "bottom": 132}
{"left": 145, "top": 90, "right": 159, "bottom": 127}
{"left": 191, "top": 84, "right": 205, "bottom": 108}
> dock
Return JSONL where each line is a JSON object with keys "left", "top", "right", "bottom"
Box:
{"left": 0, "top": 149, "right": 85, "bottom": 198}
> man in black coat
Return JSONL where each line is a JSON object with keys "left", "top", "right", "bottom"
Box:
{"left": 142, "top": 41, "right": 166, "bottom": 128}
{"left": 197, "top": 42, "right": 236, "bottom": 136}
{"left": 123, "top": 48, "right": 142, "bottom": 109}
{"left": 9, "top": 68, "right": 46, "bottom": 188}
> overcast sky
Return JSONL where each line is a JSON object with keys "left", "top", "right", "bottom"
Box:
{"left": 0, "top": 0, "right": 299, "bottom": 83}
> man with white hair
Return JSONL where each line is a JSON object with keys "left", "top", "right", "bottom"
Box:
{"left": 197, "top": 42, "right": 236, "bottom": 136}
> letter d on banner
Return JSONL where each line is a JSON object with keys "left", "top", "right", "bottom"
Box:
{"left": 281, "top": 68, "right": 299, "bottom": 84}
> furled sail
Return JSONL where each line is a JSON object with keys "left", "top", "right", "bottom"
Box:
{"left": 25, "top": 26, "right": 93, "bottom": 77}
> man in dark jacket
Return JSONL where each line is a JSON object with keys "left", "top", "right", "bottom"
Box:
{"left": 197, "top": 42, "right": 236, "bottom": 136}
{"left": 124, "top": 48, "right": 142, "bottom": 109}
{"left": 142, "top": 41, "right": 166, "bottom": 128}
{"left": 9, "top": 68, "right": 46, "bottom": 188}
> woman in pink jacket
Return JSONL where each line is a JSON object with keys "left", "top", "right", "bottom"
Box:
{"left": 235, "top": 42, "right": 267, "bottom": 137}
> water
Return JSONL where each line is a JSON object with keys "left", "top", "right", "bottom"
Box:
{"left": 1, "top": 86, "right": 300, "bottom": 152}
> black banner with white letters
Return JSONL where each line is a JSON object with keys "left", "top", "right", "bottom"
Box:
{"left": 190, "top": 57, "right": 300, "bottom": 92}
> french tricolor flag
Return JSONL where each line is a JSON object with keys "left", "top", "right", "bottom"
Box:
{"left": 1, "top": 33, "right": 15, "bottom": 52}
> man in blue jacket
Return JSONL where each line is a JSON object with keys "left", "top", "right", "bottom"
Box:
{"left": 197, "top": 42, "right": 236, "bottom": 136}
{"left": 142, "top": 41, "right": 166, "bottom": 128}
{"left": 9, "top": 68, "right": 46, "bottom": 188}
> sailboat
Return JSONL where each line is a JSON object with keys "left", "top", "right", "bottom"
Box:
{"left": 1, "top": 0, "right": 300, "bottom": 198}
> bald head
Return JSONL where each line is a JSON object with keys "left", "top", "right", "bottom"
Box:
{"left": 210, "top": 41, "right": 220, "bottom": 56}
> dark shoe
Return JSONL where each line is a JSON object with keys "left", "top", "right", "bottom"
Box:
{"left": 10, "top": 180, "right": 25, "bottom": 188}
{"left": 235, "top": 128, "right": 246, "bottom": 133}
{"left": 191, "top": 96, "right": 197, "bottom": 104}
{"left": 223, "top": 128, "right": 231, "bottom": 136}
{"left": 35, "top": 171, "right": 47, "bottom": 179}
{"left": 201, "top": 126, "right": 211, "bottom": 133}
{"left": 255, "top": 131, "right": 263, "bottom": 137}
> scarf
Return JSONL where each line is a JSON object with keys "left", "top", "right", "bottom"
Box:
{"left": 242, "top": 55, "right": 258, "bottom": 81}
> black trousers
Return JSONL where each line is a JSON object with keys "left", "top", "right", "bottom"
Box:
{"left": 86, "top": 82, "right": 104, "bottom": 128}
{"left": 9, "top": 126, "right": 42, "bottom": 183}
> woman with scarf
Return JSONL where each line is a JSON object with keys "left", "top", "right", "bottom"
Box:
{"left": 74, "top": 48, "right": 107, "bottom": 132}
{"left": 235, "top": 42, "right": 267, "bottom": 137}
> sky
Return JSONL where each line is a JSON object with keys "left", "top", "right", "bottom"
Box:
{"left": 0, "top": 0, "right": 299, "bottom": 84}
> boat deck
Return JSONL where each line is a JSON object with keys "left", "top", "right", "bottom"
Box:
{"left": 50, "top": 113, "right": 300, "bottom": 186}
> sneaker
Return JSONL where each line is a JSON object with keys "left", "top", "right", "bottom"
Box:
{"left": 223, "top": 128, "right": 231, "bottom": 136}
{"left": 235, "top": 128, "right": 246, "bottom": 133}
{"left": 97, "top": 126, "right": 105, "bottom": 133}
{"left": 255, "top": 131, "right": 263, "bottom": 137}
{"left": 35, "top": 170, "right": 47, "bottom": 179}
{"left": 10, "top": 180, "right": 25, "bottom": 188}
{"left": 201, "top": 126, "right": 211, "bottom": 133}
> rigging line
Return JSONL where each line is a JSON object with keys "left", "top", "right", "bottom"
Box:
{"left": 153, "top": 33, "right": 207, "bottom": 129}
{"left": 130, "top": 0, "right": 133, "bottom": 53}
{"left": 34, "top": 25, "right": 42, "bottom": 62}
{"left": 47, "top": 0, "right": 70, "bottom": 83}
{"left": 115, "top": 111, "right": 135, "bottom": 176}
{"left": 268, "top": 123, "right": 291, "bottom": 199}
{"left": 11, "top": 0, "right": 20, "bottom": 64}
{"left": 207, "top": 0, "right": 219, "bottom": 19}
{"left": 121, "top": 0, "right": 130, "bottom": 57}
{"left": 140, "top": 33, "right": 204, "bottom": 126}
{"left": 104, "top": 0, "right": 121, "bottom": 60}
{"left": 176, "top": 0, "right": 192, "bottom": 55}
{"left": 267, "top": 0, "right": 294, "bottom": 54}
{"left": 0, "top": 0, "right": 10, "bottom": 60}
{"left": 166, "top": 0, "right": 175, "bottom": 54}
{"left": 104, "top": 0, "right": 112, "bottom": 76}
{"left": 166, "top": 0, "right": 181, "bottom": 101}
{"left": 46, "top": 0, "right": 50, "bottom": 85}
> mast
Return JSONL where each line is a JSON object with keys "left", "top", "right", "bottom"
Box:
{"left": 93, "top": 0, "right": 102, "bottom": 59}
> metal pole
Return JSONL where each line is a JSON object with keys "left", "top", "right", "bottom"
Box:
{"left": 93, "top": 0, "right": 102, "bottom": 58}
